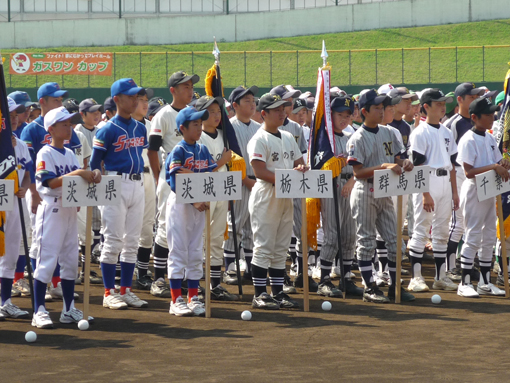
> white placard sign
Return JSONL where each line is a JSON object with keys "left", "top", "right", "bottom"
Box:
{"left": 176, "top": 171, "right": 242, "bottom": 203}
{"left": 0, "top": 179, "right": 15, "bottom": 212}
{"left": 62, "top": 175, "right": 122, "bottom": 207}
{"left": 475, "top": 169, "right": 510, "bottom": 202}
{"left": 373, "top": 166, "right": 431, "bottom": 198}
{"left": 275, "top": 170, "right": 333, "bottom": 199}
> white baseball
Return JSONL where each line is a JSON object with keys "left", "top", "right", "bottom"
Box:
{"left": 241, "top": 310, "right": 252, "bottom": 321}
{"left": 25, "top": 331, "right": 37, "bottom": 343}
{"left": 431, "top": 294, "right": 441, "bottom": 304}
{"left": 78, "top": 319, "right": 89, "bottom": 331}
{"left": 322, "top": 301, "right": 332, "bottom": 311}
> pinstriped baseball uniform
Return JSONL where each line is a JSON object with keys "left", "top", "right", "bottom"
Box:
{"left": 223, "top": 116, "right": 261, "bottom": 253}
{"left": 320, "top": 131, "right": 356, "bottom": 263}
{"left": 347, "top": 124, "right": 404, "bottom": 262}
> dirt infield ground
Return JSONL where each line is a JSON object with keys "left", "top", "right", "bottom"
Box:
{"left": 2, "top": 259, "right": 510, "bottom": 383}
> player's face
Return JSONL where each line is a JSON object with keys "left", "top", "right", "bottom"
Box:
{"left": 29, "top": 108, "right": 41, "bottom": 122}
{"left": 206, "top": 103, "right": 222, "bottom": 127}
{"left": 363, "top": 103, "right": 384, "bottom": 125}
{"left": 172, "top": 81, "right": 194, "bottom": 104}
{"left": 283, "top": 99, "right": 293, "bottom": 117}
{"left": 396, "top": 98, "right": 412, "bottom": 116}
{"left": 427, "top": 101, "right": 446, "bottom": 120}
{"left": 332, "top": 110, "right": 351, "bottom": 132}
{"left": 9, "top": 111, "right": 19, "bottom": 130}
{"left": 296, "top": 108, "right": 307, "bottom": 126}
{"left": 459, "top": 94, "right": 479, "bottom": 109}
{"left": 473, "top": 113, "right": 494, "bottom": 131}
{"left": 263, "top": 106, "right": 286, "bottom": 126}
{"left": 383, "top": 105, "right": 395, "bottom": 124}
{"left": 42, "top": 96, "right": 63, "bottom": 112}
{"left": 116, "top": 94, "right": 139, "bottom": 115}
{"left": 183, "top": 119, "right": 203, "bottom": 142}
{"left": 18, "top": 109, "right": 29, "bottom": 125}
{"left": 51, "top": 119, "right": 73, "bottom": 141}
{"left": 135, "top": 94, "right": 149, "bottom": 118}
{"left": 412, "top": 104, "right": 420, "bottom": 118}
{"left": 82, "top": 110, "right": 102, "bottom": 126}
{"left": 235, "top": 94, "right": 256, "bottom": 117}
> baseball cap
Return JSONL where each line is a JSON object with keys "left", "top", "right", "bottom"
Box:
{"left": 147, "top": 97, "right": 168, "bottom": 118}
{"left": 386, "top": 92, "right": 402, "bottom": 106}
{"left": 7, "top": 97, "right": 26, "bottom": 113}
{"left": 168, "top": 71, "right": 199, "bottom": 88}
{"left": 299, "top": 91, "right": 312, "bottom": 100}
{"left": 410, "top": 91, "right": 420, "bottom": 105}
{"left": 257, "top": 93, "right": 292, "bottom": 112}
{"left": 195, "top": 95, "right": 224, "bottom": 112}
{"left": 43, "top": 106, "right": 78, "bottom": 131}
{"left": 481, "top": 89, "right": 498, "bottom": 100}
{"left": 111, "top": 78, "right": 143, "bottom": 97}
{"left": 330, "top": 87, "right": 347, "bottom": 100}
{"left": 188, "top": 91, "right": 201, "bottom": 107}
{"left": 420, "top": 88, "right": 454, "bottom": 104}
{"left": 30, "top": 102, "right": 41, "bottom": 111}
{"left": 229, "top": 85, "right": 259, "bottom": 104}
{"left": 137, "top": 88, "right": 155, "bottom": 99}
{"left": 377, "top": 83, "right": 395, "bottom": 95}
{"left": 176, "top": 106, "right": 209, "bottom": 128}
{"left": 331, "top": 96, "right": 354, "bottom": 114}
{"left": 8, "top": 91, "right": 35, "bottom": 107}
{"left": 79, "top": 98, "right": 103, "bottom": 113}
{"left": 469, "top": 97, "right": 500, "bottom": 115}
{"left": 445, "top": 92, "right": 457, "bottom": 114}
{"left": 37, "top": 82, "right": 68, "bottom": 100}
{"left": 292, "top": 98, "right": 307, "bottom": 114}
{"left": 103, "top": 97, "right": 116, "bottom": 111}
{"left": 62, "top": 98, "right": 80, "bottom": 113}
{"left": 305, "top": 97, "right": 315, "bottom": 110}
{"left": 495, "top": 91, "right": 505, "bottom": 106}
{"left": 270, "top": 85, "right": 301, "bottom": 100}
{"left": 388, "top": 87, "right": 418, "bottom": 101}
{"left": 358, "top": 89, "right": 389, "bottom": 109}
{"left": 454, "top": 82, "right": 485, "bottom": 98}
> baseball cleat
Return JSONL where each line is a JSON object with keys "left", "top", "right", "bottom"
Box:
{"left": 103, "top": 289, "right": 128, "bottom": 309}
{"left": 32, "top": 310, "right": 54, "bottom": 329}
{"left": 119, "top": 288, "right": 148, "bottom": 308}
{"left": 252, "top": 292, "right": 280, "bottom": 310}
{"left": 477, "top": 283, "right": 505, "bottom": 296}
{"left": 169, "top": 297, "right": 193, "bottom": 316}
{"left": 432, "top": 276, "right": 458, "bottom": 291}
{"left": 0, "top": 300, "right": 30, "bottom": 319}
{"left": 407, "top": 277, "right": 430, "bottom": 292}
{"left": 457, "top": 283, "right": 480, "bottom": 298}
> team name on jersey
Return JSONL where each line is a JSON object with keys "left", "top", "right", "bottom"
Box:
{"left": 183, "top": 157, "right": 210, "bottom": 170}
{"left": 17, "top": 158, "right": 27, "bottom": 170}
{"left": 41, "top": 134, "right": 69, "bottom": 146}
{"left": 54, "top": 164, "right": 79, "bottom": 176}
{"left": 113, "top": 135, "right": 145, "bottom": 152}
{"left": 383, "top": 142, "right": 393, "bottom": 156}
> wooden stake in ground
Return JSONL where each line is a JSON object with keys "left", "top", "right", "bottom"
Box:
{"left": 497, "top": 195, "right": 510, "bottom": 298}
{"left": 395, "top": 195, "right": 403, "bottom": 304}
{"left": 205, "top": 208, "right": 212, "bottom": 318}
{"left": 83, "top": 206, "right": 93, "bottom": 321}
{"left": 301, "top": 198, "right": 309, "bottom": 312}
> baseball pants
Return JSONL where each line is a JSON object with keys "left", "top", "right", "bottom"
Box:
{"left": 224, "top": 184, "right": 253, "bottom": 252}
{"left": 139, "top": 172, "right": 156, "bottom": 249}
{"left": 165, "top": 190, "right": 204, "bottom": 280}
{"left": 249, "top": 183, "right": 293, "bottom": 270}
{"left": 77, "top": 204, "right": 93, "bottom": 247}
{"left": 19, "top": 198, "right": 31, "bottom": 255}
{"left": 448, "top": 167, "right": 466, "bottom": 243}
{"left": 0, "top": 196, "right": 22, "bottom": 279}
{"left": 209, "top": 199, "right": 228, "bottom": 267}
{"left": 25, "top": 189, "right": 38, "bottom": 260}
{"left": 155, "top": 175, "right": 171, "bottom": 249}
{"left": 408, "top": 174, "right": 452, "bottom": 253}
{"left": 350, "top": 180, "right": 397, "bottom": 262}
{"left": 320, "top": 178, "right": 356, "bottom": 263}
{"left": 33, "top": 198, "right": 79, "bottom": 284}
{"left": 99, "top": 175, "right": 144, "bottom": 264}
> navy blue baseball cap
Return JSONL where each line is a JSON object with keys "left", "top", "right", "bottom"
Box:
{"left": 147, "top": 97, "right": 168, "bottom": 118}
{"left": 455, "top": 82, "right": 485, "bottom": 98}
{"left": 358, "top": 89, "right": 389, "bottom": 109}
{"left": 103, "top": 97, "right": 116, "bottom": 111}
{"left": 8, "top": 91, "right": 36, "bottom": 107}
{"left": 292, "top": 98, "right": 307, "bottom": 114}
{"left": 189, "top": 91, "right": 201, "bottom": 107}
{"left": 176, "top": 106, "right": 209, "bottom": 129}
{"left": 111, "top": 78, "right": 143, "bottom": 97}
{"left": 195, "top": 95, "right": 224, "bottom": 111}
{"left": 331, "top": 96, "right": 355, "bottom": 114}
{"left": 37, "top": 82, "right": 68, "bottom": 100}
{"left": 270, "top": 85, "right": 301, "bottom": 100}
{"left": 229, "top": 85, "right": 259, "bottom": 104}
{"left": 469, "top": 97, "right": 500, "bottom": 115}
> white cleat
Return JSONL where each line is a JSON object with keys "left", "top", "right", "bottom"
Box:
{"left": 407, "top": 277, "right": 430, "bottom": 292}
{"left": 119, "top": 288, "right": 148, "bottom": 308}
{"left": 103, "top": 289, "right": 128, "bottom": 310}
{"left": 187, "top": 296, "right": 206, "bottom": 316}
{"left": 169, "top": 296, "right": 193, "bottom": 317}
{"left": 457, "top": 283, "right": 480, "bottom": 298}
{"left": 477, "top": 283, "right": 505, "bottom": 296}
{"left": 432, "top": 276, "right": 458, "bottom": 291}
{"left": 0, "top": 300, "right": 30, "bottom": 318}
{"left": 32, "top": 310, "right": 54, "bottom": 329}
{"left": 13, "top": 278, "right": 31, "bottom": 296}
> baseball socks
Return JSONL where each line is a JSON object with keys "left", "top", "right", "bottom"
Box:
{"left": 251, "top": 264, "right": 268, "bottom": 297}
{"left": 376, "top": 240, "right": 388, "bottom": 272}
{"left": 60, "top": 278, "right": 75, "bottom": 312}
{"left": 288, "top": 237, "right": 297, "bottom": 265}
{"left": 101, "top": 262, "right": 117, "bottom": 294}
{"left": 433, "top": 250, "right": 447, "bottom": 281}
{"left": 446, "top": 240, "right": 459, "bottom": 271}
{"left": 14, "top": 255, "right": 26, "bottom": 283}
{"left": 224, "top": 250, "right": 236, "bottom": 272}
{"left": 153, "top": 243, "right": 168, "bottom": 281}
{"left": 243, "top": 248, "right": 253, "bottom": 275}
{"left": 268, "top": 268, "right": 284, "bottom": 296}
{"left": 52, "top": 263, "right": 61, "bottom": 288}
{"left": 119, "top": 261, "right": 135, "bottom": 295}
{"left": 210, "top": 265, "right": 222, "bottom": 289}
{"left": 409, "top": 248, "right": 424, "bottom": 279}
{"left": 169, "top": 279, "right": 183, "bottom": 303}
{"left": 479, "top": 259, "right": 492, "bottom": 286}
{"left": 358, "top": 260, "right": 374, "bottom": 287}
{"left": 320, "top": 259, "right": 333, "bottom": 282}
{"left": 1, "top": 278, "right": 13, "bottom": 305}
{"left": 136, "top": 247, "right": 151, "bottom": 278}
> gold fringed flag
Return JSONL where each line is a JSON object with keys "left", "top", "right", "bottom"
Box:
{"left": 497, "top": 66, "right": 510, "bottom": 240}
{"left": 306, "top": 63, "right": 343, "bottom": 249}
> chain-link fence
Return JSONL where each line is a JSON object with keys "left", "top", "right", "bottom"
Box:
{"left": 4, "top": 45, "right": 510, "bottom": 89}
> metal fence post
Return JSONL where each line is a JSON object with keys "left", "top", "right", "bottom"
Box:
{"left": 114, "top": 52, "right": 116, "bottom": 81}
{"left": 119, "top": 0, "right": 122, "bottom": 18}
{"left": 191, "top": 51, "right": 194, "bottom": 75}
{"left": 8, "top": 0, "right": 11, "bottom": 22}
{"left": 166, "top": 52, "right": 169, "bottom": 83}
{"left": 428, "top": 47, "right": 431, "bottom": 83}
{"left": 482, "top": 46, "right": 485, "bottom": 82}
{"left": 244, "top": 51, "right": 247, "bottom": 86}
{"left": 139, "top": 52, "right": 142, "bottom": 86}
{"left": 401, "top": 48, "right": 404, "bottom": 84}
{"left": 375, "top": 49, "right": 378, "bottom": 85}
{"left": 349, "top": 50, "right": 351, "bottom": 86}
{"left": 455, "top": 46, "right": 458, "bottom": 82}
{"left": 270, "top": 51, "right": 273, "bottom": 87}
{"left": 296, "top": 50, "right": 299, "bottom": 86}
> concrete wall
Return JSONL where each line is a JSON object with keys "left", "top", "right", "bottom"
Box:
{"left": 1, "top": 0, "right": 510, "bottom": 49}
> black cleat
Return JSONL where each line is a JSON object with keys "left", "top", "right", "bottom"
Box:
{"left": 362, "top": 284, "right": 390, "bottom": 303}
{"left": 283, "top": 271, "right": 297, "bottom": 294}
{"left": 135, "top": 274, "right": 154, "bottom": 290}
{"left": 343, "top": 279, "right": 364, "bottom": 297}
{"left": 497, "top": 274, "right": 509, "bottom": 287}
{"left": 388, "top": 285, "right": 416, "bottom": 302}
{"left": 80, "top": 270, "right": 103, "bottom": 285}
{"left": 293, "top": 273, "right": 319, "bottom": 292}
{"left": 272, "top": 291, "right": 300, "bottom": 309}
{"left": 252, "top": 292, "right": 280, "bottom": 310}
{"left": 223, "top": 271, "right": 238, "bottom": 285}
{"left": 210, "top": 285, "right": 239, "bottom": 301}
{"left": 317, "top": 276, "right": 342, "bottom": 297}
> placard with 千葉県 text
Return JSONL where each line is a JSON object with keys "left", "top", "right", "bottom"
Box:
{"left": 62, "top": 176, "right": 121, "bottom": 207}
{"left": 176, "top": 172, "right": 242, "bottom": 203}
{"left": 373, "top": 166, "right": 430, "bottom": 198}
{"left": 475, "top": 169, "right": 510, "bottom": 202}
{"left": 275, "top": 170, "right": 333, "bottom": 199}
{"left": 0, "top": 180, "right": 15, "bottom": 211}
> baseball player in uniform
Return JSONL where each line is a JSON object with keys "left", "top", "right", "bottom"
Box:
{"left": 223, "top": 85, "right": 260, "bottom": 285}
{"left": 0, "top": 123, "right": 32, "bottom": 319}
{"left": 8, "top": 91, "right": 35, "bottom": 138}
{"left": 456, "top": 97, "right": 508, "bottom": 297}
{"left": 90, "top": 78, "right": 149, "bottom": 310}
{"left": 147, "top": 71, "right": 199, "bottom": 297}
{"left": 445, "top": 83, "right": 485, "bottom": 277}
{"left": 165, "top": 107, "right": 217, "bottom": 317}
{"left": 319, "top": 96, "right": 364, "bottom": 297}
{"left": 32, "top": 107, "right": 99, "bottom": 328}
{"left": 407, "top": 89, "right": 459, "bottom": 292}
{"left": 346, "top": 89, "right": 415, "bottom": 303}
{"left": 248, "top": 93, "right": 306, "bottom": 310}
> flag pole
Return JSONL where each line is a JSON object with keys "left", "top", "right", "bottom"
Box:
{"left": 213, "top": 38, "right": 243, "bottom": 296}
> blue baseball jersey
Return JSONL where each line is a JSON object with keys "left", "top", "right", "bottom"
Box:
{"left": 92, "top": 114, "right": 148, "bottom": 174}
{"left": 13, "top": 122, "right": 27, "bottom": 139}
{"left": 165, "top": 140, "right": 217, "bottom": 192}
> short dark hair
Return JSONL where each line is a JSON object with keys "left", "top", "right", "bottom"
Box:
{"left": 420, "top": 102, "right": 431, "bottom": 116}
{"left": 360, "top": 104, "right": 372, "bottom": 122}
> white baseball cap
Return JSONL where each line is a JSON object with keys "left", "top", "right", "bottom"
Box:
{"left": 298, "top": 91, "right": 312, "bottom": 99}
{"left": 377, "top": 83, "right": 395, "bottom": 95}
{"left": 44, "top": 106, "right": 77, "bottom": 131}
{"left": 7, "top": 97, "right": 26, "bottom": 113}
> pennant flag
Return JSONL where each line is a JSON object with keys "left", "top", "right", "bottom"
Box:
{"left": 306, "top": 65, "right": 343, "bottom": 249}
{"left": 205, "top": 62, "right": 245, "bottom": 178}
{"left": 0, "top": 55, "right": 19, "bottom": 256}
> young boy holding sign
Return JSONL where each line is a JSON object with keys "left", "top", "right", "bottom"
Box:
{"left": 32, "top": 107, "right": 100, "bottom": 328}
{"left": 165, "top": 107, "right": 217, "bottom": 317}
{"left": 456, "top": 97, "right": 509, "bottom": 297}
{"left": 247, "top": 93, "right": 307, "bottom": 310}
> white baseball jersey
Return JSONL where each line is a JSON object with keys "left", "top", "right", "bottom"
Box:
{"left": 280, "top": 118, "right": 308, "bottom": 154}
{"left": 230, "top": 116, "right": 261, "bottom": 177}
{"left": 14, "top": 137, "right": 31, "bottom": 185}
{"left": 74, "top": 129, "right": 92, "bottom": 169}
{"left": 200, "top": 129, "right": 227, "bottom": 172}
{"left": 409, "top": 123, "right": 457, "bottom": 170}
{"left": 74, "top": 124, "right": 97, "bottom": 149}
{"left": 35, "top": 145, "right": 80, "bottom": 199}
{"left": 149, "top": 104, "right": 181, "bottom": 161}
{"left": 457, "top": 129, "right": 501, "bottom": 169}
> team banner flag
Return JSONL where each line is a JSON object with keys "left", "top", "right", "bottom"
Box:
{"left": 0, "top": 55, "right": 19, "bottom": 256}
{"left": 10, "top": 52, "right": 113, "bottom": 76}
